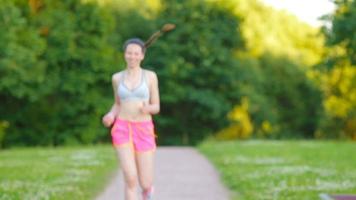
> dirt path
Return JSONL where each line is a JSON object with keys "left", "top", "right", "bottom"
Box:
{"left": 95, "top": 147, "right": 230, "bottom": 200}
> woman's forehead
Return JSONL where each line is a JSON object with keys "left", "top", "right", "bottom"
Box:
{"left": 126, "top": 43, "right": 143, "bottom": 52}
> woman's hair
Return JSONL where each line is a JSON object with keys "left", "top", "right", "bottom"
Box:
{"left": 123, "top": 38, "right": 146, "bottom": 53}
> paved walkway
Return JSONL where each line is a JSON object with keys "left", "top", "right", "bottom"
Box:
{"left": 95, "top": 147, "right": 230, "bottom": 200}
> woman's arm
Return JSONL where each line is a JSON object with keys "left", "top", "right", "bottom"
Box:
{"left": 102, "top": 73, "right": 121, "bottom": 127}
{"left": 108, "top": 74, "right": 121, "bottom": 115}
{"left": 141, "top": 71, "right": 160, "bottom": 115}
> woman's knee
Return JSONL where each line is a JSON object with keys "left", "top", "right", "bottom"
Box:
{"left": 125, "top": 174, "right": 138, "bottom": 188}
{"left": 139, "top": 179, "right": 153, "bottom": 190}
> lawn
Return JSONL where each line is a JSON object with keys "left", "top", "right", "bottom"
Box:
{"left": 0, "top": 145, "right": 117, "bottom": 200}
{"left": 199, "top": 140, "right": 356, "bottom": 200}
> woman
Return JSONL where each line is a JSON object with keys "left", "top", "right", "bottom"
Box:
{"left": 102, "top": 38, "right": 160, "bottom": 200}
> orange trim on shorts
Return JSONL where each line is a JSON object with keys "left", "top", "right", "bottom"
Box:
{"left": 135, "top": 124, "right": 157, "bottom": 138}
{"left": 113, "top": 142, "right": 131, "bottom": 148}
{"left": 128, "top": 122, "right": 134, "bottom": 149}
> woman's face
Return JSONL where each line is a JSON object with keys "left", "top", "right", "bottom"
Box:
{"left": 124, "top": 43, "right": 144, "bottom": 68}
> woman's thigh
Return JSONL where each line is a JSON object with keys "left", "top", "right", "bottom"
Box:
{"left": 115, "top": 146, "right": 137, "bottom": 179}
{"left": 135, "top": 151, "right": 155, "bottom": 186}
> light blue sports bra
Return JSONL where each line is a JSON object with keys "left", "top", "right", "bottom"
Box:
{"left": 118, "top": 70, "right": 150, "bottom": 101}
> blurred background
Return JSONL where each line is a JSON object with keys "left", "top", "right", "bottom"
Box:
{"left": 1, "top": 0, "right": 356, "bottom": 148}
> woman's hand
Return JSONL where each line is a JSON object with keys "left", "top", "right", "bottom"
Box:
{"left": 102, "top": 112, "right": 115, "bottom": 127}
{"left": 140, "top": 102, "right": 151, "bottom": 114}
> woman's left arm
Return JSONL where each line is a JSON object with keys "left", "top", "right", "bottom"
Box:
{"left": 142, "top": 71, "right": 160, "bottom": 115}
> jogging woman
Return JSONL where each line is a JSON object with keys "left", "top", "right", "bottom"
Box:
{"left": 102, "top": 38, "right": 159, "bottom": 200}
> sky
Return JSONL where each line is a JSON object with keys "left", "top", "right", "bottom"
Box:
{"left": 260, "top": 0, "right": 336, "bottom": 27}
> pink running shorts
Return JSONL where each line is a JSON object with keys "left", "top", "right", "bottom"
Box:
{"left": 111, "top": 118, "right": 156, "bottom": 152}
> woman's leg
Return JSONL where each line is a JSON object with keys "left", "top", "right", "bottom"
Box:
{"left": 136, "top": 151, "right": 155, "bottom": 198}
{"left": 115, "top": 145, "right": 138, "bottom": 200}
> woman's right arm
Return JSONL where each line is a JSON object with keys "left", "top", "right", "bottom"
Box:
{"left": 102, "top": 73, "right": 121, "bottom": 127}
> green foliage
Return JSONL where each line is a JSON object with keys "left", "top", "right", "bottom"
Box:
{"left": 229, "top": 0, "right": 324, "bottom": 66}
{"left": 145, "top": 0, "right": 245, "bottom": 144}
{"left": 314, "top": 0, "right": 356, "bottom": 139}
{"left": 256, "top": 54, "right": 323, "bottom": 138}
{"left": 0, "top": 1, "right": 46, "bottom": 101}
{"left": 210, "top": 0, "right": 324, "bottom": 140}
{"left": 0, "top": 121, "right": 9, "bottom": 148}
{"left": 215, "top": 53, "right": 323, "bottom": 140}
{"left": 325, "top": 0, "right": 356, "bottom": 65}
{"left": 313, "top": 58, "right": 356, "bottom": 139}
{"left": 1, "top": 0, "right": 348, "bottom": 147}
{"left": 1, "top": 0, "right": 119, "bottom": 147}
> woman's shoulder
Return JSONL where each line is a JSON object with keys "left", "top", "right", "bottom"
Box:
{"left": 112, "top": 71, "right": 125, "bottom": 82}
{"left": 143, "top": 69, "right": 157, "bottom": 79}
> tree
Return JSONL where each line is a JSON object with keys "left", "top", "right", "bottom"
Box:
{"left": 145, "top": 0, "right": 245, "bottom": 144}
{"left": 0, "top": 0, "right": 119, "bottom": 146}
{"left": 315, "top": 0, "right": 356, "bottom": 139}
{"left": 325, "top": 0, "right": 356, "bottom": 65}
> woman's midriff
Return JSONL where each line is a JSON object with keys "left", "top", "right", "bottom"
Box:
{"left": 116, "top": 100, "right": 152, "bottom": 122}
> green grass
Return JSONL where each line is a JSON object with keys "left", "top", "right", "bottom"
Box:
{"left": 0, "top": 145, "right": 117, "bottom": 200}
{"left": 199, "top": 140, "right": 356, "bottom": 200}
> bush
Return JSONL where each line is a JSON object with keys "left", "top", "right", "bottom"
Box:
{"left": 1, "top": 0, "right": 118, "bottom": 146}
